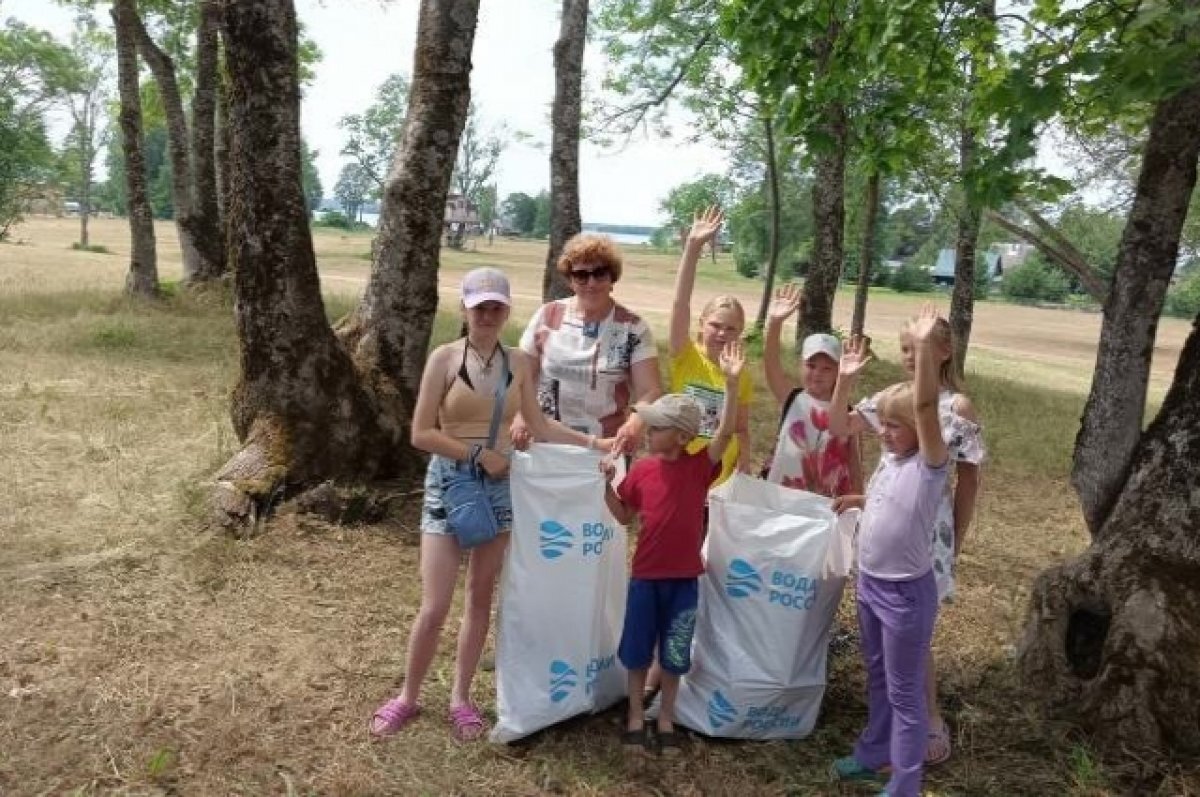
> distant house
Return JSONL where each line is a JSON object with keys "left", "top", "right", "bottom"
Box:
{"left": 444, "top": 193, "right": 480, "bottom": 229}
{"left": 930, "top": 243, "right": 1031, "bottom": 285}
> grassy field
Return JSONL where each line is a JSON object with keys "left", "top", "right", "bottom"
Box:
{"left": 1, "top": 217, "right": 1197, "bottom": 795}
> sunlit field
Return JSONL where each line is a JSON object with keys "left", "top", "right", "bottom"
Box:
{"left": 1, "top": 216, "right": 1196, "bottom": 795}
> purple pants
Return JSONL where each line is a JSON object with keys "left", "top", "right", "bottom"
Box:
{"left": 854, "top": 570, "right": 938, "bottom": 797}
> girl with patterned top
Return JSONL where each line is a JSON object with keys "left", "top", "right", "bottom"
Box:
{"left": 761, "top": 282, "right": 863, "bottom": 498}
{"left": 828, "top": 313, "right": 985, "bottom": 767}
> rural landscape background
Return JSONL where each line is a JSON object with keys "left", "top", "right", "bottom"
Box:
{"left": 1, "top": 217, "right": 1196, "bottom": 795}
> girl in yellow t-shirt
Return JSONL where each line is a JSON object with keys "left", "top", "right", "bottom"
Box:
{"left": 667, "top": 206, "right": 752, "bottom": 486}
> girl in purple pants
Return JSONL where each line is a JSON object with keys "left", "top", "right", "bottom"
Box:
{"left": 828, "top": 305, "right": 951, "bottom": 797}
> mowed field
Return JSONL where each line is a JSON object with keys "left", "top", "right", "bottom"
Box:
{"left": 1, "top": 216, "right": 1197, "bottom": 796}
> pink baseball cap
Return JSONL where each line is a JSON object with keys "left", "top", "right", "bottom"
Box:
{"left": 461, "top": 267, "right": 512, "bottom": 308}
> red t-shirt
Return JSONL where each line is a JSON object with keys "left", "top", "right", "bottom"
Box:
{"left": 618, "top": 449, "right": 719, "bottom": 579}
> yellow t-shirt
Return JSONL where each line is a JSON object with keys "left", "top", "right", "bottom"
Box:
{"left": 669, "top": 340, "right": 753, "bottom": 486}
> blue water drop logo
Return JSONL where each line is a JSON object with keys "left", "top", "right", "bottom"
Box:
{"left": 725, "top": 558, "right": 763, "bottom": 598}
{"left": 707, "top": 689, "right": 738, "bottom": 729}
{"left": 549, "top": 659, "right": 578, "bottom": 703}
{"left": 539, "top": 520, "right": 574, "bottom": 560}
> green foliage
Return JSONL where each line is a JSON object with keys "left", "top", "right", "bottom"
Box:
{"left": 1164, "top": 269, "right": 1200, "bottom": 319}
{"left": 313, "top": 210, "right": 358, "bottom": 230}
{"left": 500, "top": 192, "right": 538, "bottom": 235}
{"left": 887, "top": 261, "right": 934, "bottom": 293}
{"left": 301, "top": 138, "right": 322, "bottom": 211}
{"left": 477, "top": 183, "right": 498, "bottom": 228}
{"left": 0, "top": 18, "right": 78, "bottom": 237}
{"left": 658, "top": 174, "right": 736, "bottom": 232}
{"left": 333, "top": 164, "right": 371, "bottom": 223}
{"left": 338, "top": 73, "right": 409, "bottom": 192}
{"left": 1001, "top": 257, "right": 1071, "bottom": 303}
{"left": 452, "top": 102, "right": 506, "bottom": 210}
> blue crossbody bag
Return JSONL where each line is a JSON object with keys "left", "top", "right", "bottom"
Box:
{"left": 443, "top": 346, "right": 510, "bottom": 549}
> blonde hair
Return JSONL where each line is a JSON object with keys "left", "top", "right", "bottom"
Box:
{"left": 876, "top": 381, "right": 916, "bottom": 430}
{"left": 900, "top": 315, "right": 962, "bottom": 392}
{"left": 696, "top": 295, "right": 746, "bottom": 343}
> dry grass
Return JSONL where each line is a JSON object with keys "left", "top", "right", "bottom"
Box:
{"left": 2, "top": 217, "right": 1198, "bottom": 795}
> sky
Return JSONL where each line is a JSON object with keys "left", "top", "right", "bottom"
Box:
{"left": 3, "top": 0, "right": 728, "bottom": 227}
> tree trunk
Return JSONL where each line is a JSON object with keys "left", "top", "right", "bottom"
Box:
{"left": 851, "top": 170, "right": 880, "bottom": 338}
{"left": 542, "top": 0, "right": 588, "bottom": 302}
{"left": 111, "top": 0, "right": 158, "bottom": 298}
{"left": 189, "top": 0, "right": 226, "bottom": 281}
{"left": 1018, "top": 308, "right": 1200, "bottom": 756}
{"left": 1070, "top": 81, "right": 1200, "bottom": 537}
{"left": 949, "top": 117, "right": 981, "bottom": 378}
{"left": 799, "top": 102, "right": 847, "bottom": 341}
{"left": 216, "top": 65, "right": 231, "bottom": 225}
{"left": 127, "top": 6, "right": 200, "bottom": 280}
{"left": 79, "top": 151, "right": 91, "bottom": 248}
{"left": 754, "top": 114, "right": 782, "bottom": 333}
{"left": 339, "top": 0, "right": 481, "bottom": 460}
{"left": 214, "top": 0, "right": 389, "bottom": 526}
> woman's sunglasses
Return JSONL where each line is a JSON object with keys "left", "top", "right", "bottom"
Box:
{"left": 568, "top": 266, "right": 612, "bottom": 283}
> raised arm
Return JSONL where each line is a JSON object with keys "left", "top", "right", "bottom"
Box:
{"left": 911, "top": 305, "right": 949, "bottom": 468}
{"left": 708, "top": 340, "right": 745, "bottom": 464}
{"left": 763, "top": 282, "right": 802, "bottom": 404}
{"left": 669, "top": 206, "right": 724, "bottom": 357}
{"left": 831, "top": 335, "right": 873, "bottom": 436}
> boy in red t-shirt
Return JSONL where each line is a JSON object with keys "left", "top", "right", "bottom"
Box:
{"left": 603, "top": 340, "right": 744, "bottom": 759}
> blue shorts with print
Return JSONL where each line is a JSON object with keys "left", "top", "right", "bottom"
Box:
{"left": 420, "top": 455, "right": 513, "bottom": 536}
{"left": 618, "top": 578, "right": 699, "bottom": 675}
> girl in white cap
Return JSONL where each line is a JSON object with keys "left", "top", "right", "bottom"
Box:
{"left": 760, "top": 282, "right": 863, "bottom": 499}
{"left": 370, "top": 267, "right": 611, "bottom": 743}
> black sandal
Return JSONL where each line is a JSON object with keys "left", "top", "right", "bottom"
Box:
{"left": 621, "top": 728, "right": 650, "bottom": 757}
{"left": 656, "top": 730, "right": 683, "bottom": 757}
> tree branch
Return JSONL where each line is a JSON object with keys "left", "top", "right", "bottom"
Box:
{"left": 984, "top": 207, "right": 1110, "bottom": 302}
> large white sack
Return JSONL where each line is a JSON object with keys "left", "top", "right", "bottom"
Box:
{"left": 490, "top": 444, "right": 629, "bottom": 743}
{"left": 674, "top": 474, "right": 857, "bottom": 740}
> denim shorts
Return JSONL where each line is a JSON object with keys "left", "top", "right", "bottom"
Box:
{"left": 618, "top": 578, "right": 699, "bottom": 675}
{"left": 420, "top": 454, "right": 513, "bottom": 536}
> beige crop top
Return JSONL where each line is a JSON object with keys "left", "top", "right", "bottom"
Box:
{"left": 438, "top": 342, "right": 520, "bottom": 453}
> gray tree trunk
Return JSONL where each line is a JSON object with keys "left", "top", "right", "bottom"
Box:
{"left": 799, "top": 102, "right": 847, "bottom": 341}
{"left": 111, "top": 0, "right": 158, "bottom": 298}
{"left": 127, "top": 7, "right": 205, "bottom": 282}
{"left": 543, "top": 0, "right": 588, "bottom": 302}
{"left": 753, "top": 114, "right": 782, "bottom": 333}
{"left": 1019, "top": 76, "right": 1200, "bottom": 758}
{"left": 851, "top": 170, "right": 880, "bottom": 338}
{"left": 949, "top": 113, "right": 980, "bottom": 377}
{"left": 1070, "top": 81, "right": 1200, "bottom": 537}
{"left": 338, "top": 0, "right": 481, "bottom": 460}
{"left": 189, "top": 0, "right": 226, "bottom": 281}
{"left": 214, "top": 0, "right": 388, "bottom": 527}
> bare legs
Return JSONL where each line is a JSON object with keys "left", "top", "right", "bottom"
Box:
{"left": 397, "top": 532, "right": 509, "bottom": 709}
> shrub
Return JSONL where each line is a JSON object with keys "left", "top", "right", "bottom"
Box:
{"left": 1164, "top": 270, "right": 1200, "bottom": 319}
{"left": 314, "top": 210, "right": 355, "bottom": 230}
{"left": 1001, "top": 257, "right": 1070, "bottom": 303}
{"left": 888, "top": 261, "right": 934, "bottom": 293}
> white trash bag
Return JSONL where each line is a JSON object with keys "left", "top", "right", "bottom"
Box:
{"left": 490, "top": 444, "right": 629, "bottom": 743}
{"left": 673, "top": 474, "right": 858, "bottom": 740}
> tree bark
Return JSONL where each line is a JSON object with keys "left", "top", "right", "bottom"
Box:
{"left": 950, "top": 117, "right": 981, "bottom": 377}
{"left": 1019, "top": 308, "right": 1200, "bottom": 756}
{"left": 111, "top": 0, "right": 158, "bottom": 298}
{"left": 851, "top": 170, "right": 880, "bottom": 338}
{"left": 339, "top": 0, "right": 481, "bottom": 459}
{"left": 1070, "top": 81, "right": 1200, "bottom": 537}
{"left": 189, "top": 0, "right": 226, "bottom": 280}
{"left": 214, "top": 0, "right": 389, "bottom": 526}
{"left": 216, "top": 61, "right": 232, "bottom": 231}
{"left": 754, "top": 114, "right": 783, "bottom": 333}
{"left": 126, "top": 6, "right": 207, "bottom": 281}
{"left": 799, "top": 102, "right": 847, "bottom": 341}
{"left": 543, "top": 0, "right": 588, "bottom": 302}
